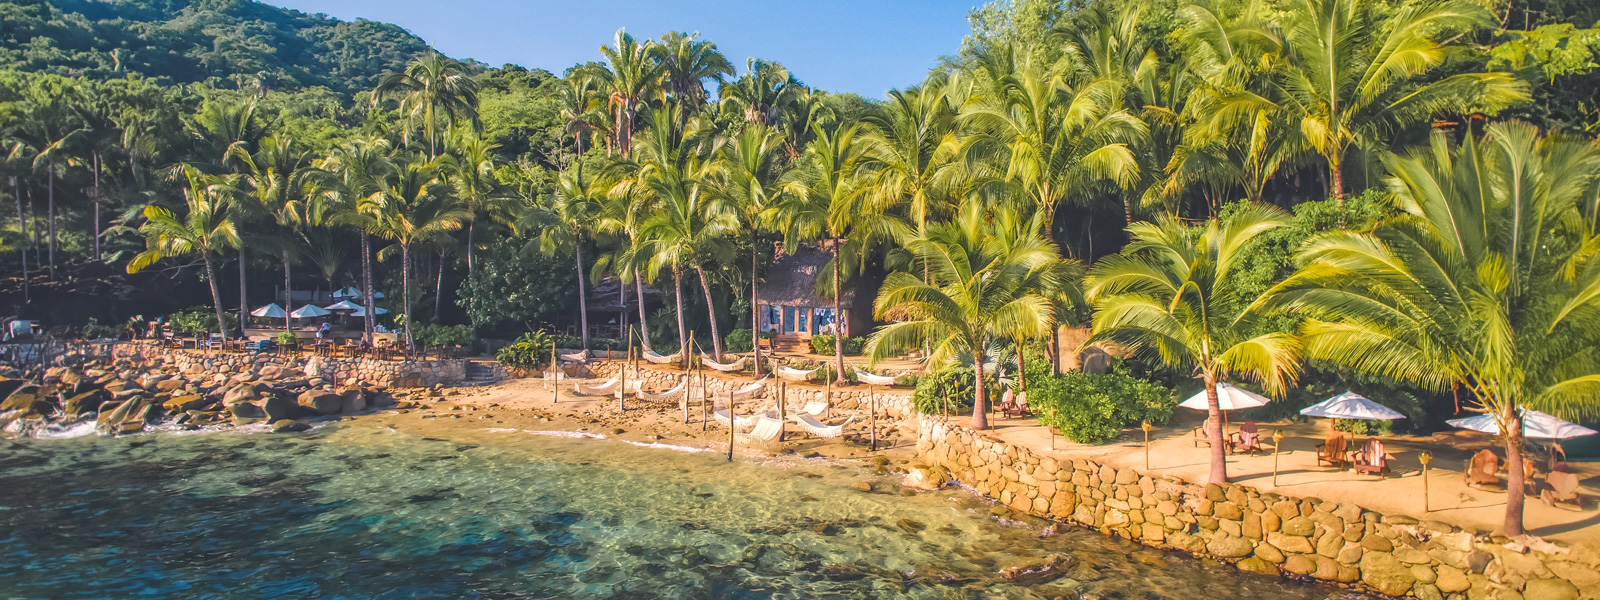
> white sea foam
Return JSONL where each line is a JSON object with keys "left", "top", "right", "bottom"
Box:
{"left": 523, "top": 430, "right": 607, "bottom": 439}
{"left": 622, "top": 440, "right": 710, "bottom": 453}
{"left": 32, "top": 420, "right": 98, "bottom": 439}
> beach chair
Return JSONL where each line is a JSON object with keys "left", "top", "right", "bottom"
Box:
{"left": 1464, "top": 449, "right": 1501, "bottom": 489}
{"left": 1315, "top": 433, "right": 1348, "bottom": 469}
{"left": 999, "top": 388, "right": 1028, "bottom": 418}
{"left": 1193, "top": 418, "right": 1226, "bottom": 449}
{"left": 1229, "top": 422, "right": 1262, "bottom": 455}
{"left": 1542, "top": 466, "right": 1582, "bottom": 509}
{"left": 1352, "top": 439, "right": 1391, "bottom": 478}
{"left": 792, "top": 413, "right": 854, "bottom": 438}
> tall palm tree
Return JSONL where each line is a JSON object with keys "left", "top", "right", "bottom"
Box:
{"left": 776, "top": 122, "right": 905, "bottom": 383}
{"left": 522, "top": 161, "right": 604, "bottom": 350}
{"left": 866, "top": 78, "right": 962, "bottom": 291}
{"left": 1270, "top": 122, "right": 1600, "bottom": 536}
{"left": 439, "top": 134, "right": 504, "bottom": 274}
{"left": 710, "top": 123, "right": 790, "bottom": 375}
{"left": 1086, "top": 205, "right": 1301, "bottom": 484}
{"left": 719, "top": 58, "right": 808, "bottom": 128}
{"left": 228, "top": 135, "right": 314, "bottom": 333}
{"left": 1274, "top": 0, "right": 1529, "bottom": 202}
{"left": 554, "top": 74, "right": 609, "bottom": 162}
{"left": 634, "top": 107, "right": 736, "bottom": 363}
{"left": 317, "top": 139, "right": 398, "bottom": 343}
{"left": 585, "top": 29, "right": 662, "bottom": 158}
{"left": 127, "top": 166, "right": 239, "bottom": 342}
{"left": 361, "top": 158, "right": 470, "bottom": 349}
{"left": 372, "top": 52, "right": 482, "bottom": 159}
{"left": 653, "top": 32, "right": 733, "bottom": 117}
{"left": 592, "top": 167, "right": 657, "bottom": 351}
{"left": 865, "top": 203, "right": 1067, "bottom": 430}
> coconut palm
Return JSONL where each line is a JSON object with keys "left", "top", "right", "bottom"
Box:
{"left": 1270, "top": 122, "right": 1600, "bottom": 536}
{"left": 438, "top": 134, "right": 505, "bottom": 274}
{"left": 634, "top": 107, "right": 736, "bottom": 363}
{"left": 592, "top": 168, "right": 658, "bottom": 351}
{"left": 653, "top": 32, "right": 733, "bottom": 115}
{"left": 866, "top": 79, "right": 961, "bottom": 240}
{"left": 360, "top": 158, "right": 469, "bottom": 349}
{"left": 1273, "top": 0, "right": 1529, "bottom": 202}
{"left": 522, "top": 161, "right": 604, "bottom": 350}
{"left": 317, "top": 139, "right": 397, "bottom": 343}
{"left": 554, "top": 74, "right": 609, "bottom": 162}
{"left": 719, "top": 58, "right": 808, "bottom": 128}
{"left": 710, "top": 123, "right": 790, "bottom": 375}
{"left": 585, "top": 29, "right": 662, "bottom": 158}
{"left": 127, "top": 166, "right": 240, "bottom": 343}
{"left": 228, "top": 135, "right": 314, "bottom": 332}
{"left": 1086, "top": 205, "right": 1301, "bottom": 484}
{"left": 372, "top": 52, "right": 482, "bottom": 159}
{"left": 866, "top": 203, "right": 1067, "bottom": 430}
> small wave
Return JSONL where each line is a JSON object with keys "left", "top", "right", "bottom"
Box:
{"left": 524, "top": 430, "right": 607, "bottom": 439}
{"left": 33, "top": 420, "right": 99, "bottom": 439}
{"left": 623, "top": 440, "right": 709, "bottom": 453}
{"left": 484, "top": 428, "right": 520, "bottom": 433}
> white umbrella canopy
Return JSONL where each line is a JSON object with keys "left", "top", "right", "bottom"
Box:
{"left": 1447, "top": 409, "right": 1599, "bottom": 440}
{"left": 1178, "top": 382, "right": 1272, "bottom": 411}
{"left": 289, "top": 304, "right": 331, "bottom": 318}
{"left": 250, "top": 303, "right": 287, "bottom": 318}
{"left": 324, "top": 300, "right": 363, "bottom": 311}
{"left": 334, "top": 287, "right": 385, "bottom": 300}
{"left": 1301, "top": 391, "right": 1407, "bottom": 421}
{"left": 350, "top": 306, "right": 389, "bottom": 317}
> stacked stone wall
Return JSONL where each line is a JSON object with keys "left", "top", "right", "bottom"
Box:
{"left": 125, "top": 346, "right": 465, "bottom": 389}
{"left": 916, "top": 418, "right": 1597, "bottom": 600}
{"left": 588, "top": 362, "right": 915, "bottom": 419}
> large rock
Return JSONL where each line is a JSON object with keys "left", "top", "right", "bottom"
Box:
{"left": 228, "top": 401, "right": 267, "bottom": 419}
{"left": 1, "top": 384, "right": 51, "bottom": 416}
{"left": 155, "top": 379, "right": 186, "bottom": 392}
{"left": 260, "top": 393, "right": 296, "bottom": 422}
{"left": 1522, "top": 579, "right": 1579, "bottom": 600}
{"left": 296, "top": 390, "right": 341, "bottom": 415}
{"left": 162, "top": 394, "right": 213, "bottom": 412}
{"left": 1360, "top": 551, "right": 1416, "bottom": 597}
{"left": 221, "top": 384, "right": 262, "bottom": 407}
{"left": 271, "top": 419, "right": 311, "bottom": 433}
{"left": 1207, "top": 535, "right": 1255, "bottom": 559}
{"left": 901, "top": 466, "right": 948, "bottom": 491}
{"left": 63, "top": 389, "right": 110, "bottom": 416}
{"left": 339, "top": 389, "right": 367, "bottom": 414}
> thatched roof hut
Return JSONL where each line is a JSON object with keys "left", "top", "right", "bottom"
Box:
{"left": 760, "top": 245, "right": 854, "bottom": 308}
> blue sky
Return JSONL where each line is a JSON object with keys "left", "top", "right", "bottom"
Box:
{"left": 269, "top": 0, "right": 980, "bottom": 98}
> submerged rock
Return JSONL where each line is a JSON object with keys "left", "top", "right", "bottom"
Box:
{"left": 297, "top": 390, "right": 342, "bottom": 415}
{"left": 901, "top": 465, "right": 948, "bottom": 491}
{"left": 271, "top": 419, "right": 312, "bottom": 433}
{"left": 998, "top": 553, "right": 1074, "bottom": 586}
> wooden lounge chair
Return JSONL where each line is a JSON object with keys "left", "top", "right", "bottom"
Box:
{"left": 1464, "top": 449, "right": 1501, "bottom": 489}
{"left": 1542, "top": 466, "right": 1582, "bottom": 509}
{"left": 1230, "top": 422, "right": 1262, "bottom": 456}
{"left": 1193, "top": 418, "right": 1225, "bottom": 449}
{"left": 1315, "top": 433, "right": 1349, "bottom": 469}
{"left": 999, "top": 388, "right": 1028, "bottom": 418}
{"left": 1352, "top": 439, "right": 1391, "bottom": 478}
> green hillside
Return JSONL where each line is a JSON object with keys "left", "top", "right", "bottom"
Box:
{"left": 0, "top": 0, "right": 434, "bottom": 93}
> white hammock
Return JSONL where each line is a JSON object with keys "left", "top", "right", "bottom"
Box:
{"left": 736, "top": 416, "right": 785, "bottom": 443}
{"left": 700, "top": 355, "right": 747, "bottom": 372}
{"left": 775, "top": 366, "right": 818, "bottom": 382}
{"left": 853, "top": 369, "right": 897, "bottom": 386}
{"left": 573, "top": 376, "right": 619, "bottom": 396}
{"left": 642, "top": 348, "right": 680, "bottom": 364}
{"left": 732, "top": 377, "right": 769, "bottom": 401}
{"left": 637, "top": 379, "right": 687, "bottom": 402}
{"left": 792, "top": 413, "right": 853, "bottom": 439}
{"left": 560, "top": 350, "right": 588, "bottom": 362}
{"left": 797, "top": 399, "right": 828, "bottom": 416}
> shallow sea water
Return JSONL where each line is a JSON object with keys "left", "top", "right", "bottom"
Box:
{"left": 0, "top": 423, "right": 1370, "bottom": 599}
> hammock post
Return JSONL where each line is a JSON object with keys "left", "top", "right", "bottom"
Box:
{"left": 620, "top": 326, "right": 631, "bottom": 412}
{"left": 699, "top": 363, "right": 707, "bottom": 433}
{"left": 551, "top": 343, "right": 558, "bottom": 405}
{"left": 727, "top": 390, "right": 735, "bottom": 462}
{"left": 777, "top": 381, "right": 786, "bottom": 443}
{"left": 869, "top": 383, "right": 877, "bottom": 452}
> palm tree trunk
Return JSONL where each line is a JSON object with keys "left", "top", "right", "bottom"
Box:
{"left": 1123, "top": 195, "right": 1134, "bottom": 226}
{"left": 401, "top": 242, "right": 413, "bottom": 350}
{"left": 1330, "top": 160, "right": 1344, "bottom": 205}
{"left": 362, "top": 232, "right": 375, "bottom": 345}
{"left": 634, "top": 269, "right": 651, "bottom": 352}
{"left": 673, "top": 267, "right": 689, "bottom": 369}
{"left": 1204, "top": 372, "right": 1228, "bottom": 484}
{"left": 971, "top": 347, "right": 989, "bottom": 430}
{"left": 434, "top": 250, "right": 445, "bottom": 320}
{"left": 695, "top": 263, "right": 722, "bottom": 361}
{"left": 93, "top": 152, "right": 101, "bottom": 262}
{"left": 1503, "top": 405, "right": 1527, "bottom": 536}
{"left": 12, "top": 177, "right": 27, "bottom": 305}
{"left": 46, "top": 167, "right": 55, "bottom": 276}
{"left": 575, "top": 245, "right": 590, "bottom": 350}
{"left": 831, "top": 241, "right": 846, "bottom": 385}
{"left": 466, "top": 218, "right": 475, "bottom": 274}
{"left": 283, "top": 249, "right": 292, "bottom": 332}
{"left": 204, "top": 253, "right": 227, "bottom": 343}
{"left": 238, "top": 248, "right": 248, "bottom": 334}
{"left": 751, "top": 248, "right": 762, "bottom": 377}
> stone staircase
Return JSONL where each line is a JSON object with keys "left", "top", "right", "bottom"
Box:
{"left": 461, "top": 360, "right": 501, "bottom": 385}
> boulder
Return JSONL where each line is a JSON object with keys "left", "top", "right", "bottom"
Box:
{"left": 296, "top": 390, "right": 341, "bottom": 415}
{"left": 155, "top": 379, "right": 186, "bottom": 393}
{"left": 228, "top": 401, "right": 267, "bottom": 419}
{"left": 1522, "top": 579, "right": 1579, "bottom": 600}
{"left": 63, "top": 389, "right": 110, "bottom": 416}
{"left": 1, "top": 384, "right": 51, "bottom": 416}
{"left": 221, "top": 384, "right": 262, "bottom": 407}
{"left": 901, "top": 466, "right": 948, "bottom": 491}
{"left": 271, "top": 419, "right": 311, "bottom": 433}
{"left": 339, "top": 388, "right": 367, "bottom": 414}
{"left": 1207, "top": 535, "right": 1255, "bottom": 559}
{"left": 997, "top": 553, "right": 1073, "bottom": 586}
{"left": 1360, "top": 551, "right": 1416, "bottom": 597}
{"left": 260, "top": 393, "right": 296, "bottom": 422}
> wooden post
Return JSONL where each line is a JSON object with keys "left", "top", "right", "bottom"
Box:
{"left": 869, "top": 384, "right": 877, "bottom": 452}
{"left": 699, "top": 364, "right": 707, "bottom": 433}
{"left": 727, "top": 390, "right": 736, "bottom": 462}
{"left": 1272, "top": 429, "right": 1285, "bottom": 487}
{"left": 620, "top": 325, "right": 632, "bottom": 412}
{"left": 777, "top": 381, "right": 786, "bottom": 442}
{"left": 1420, "top": 451, "right": 1433, "bottom": 512}
{"left": 551, "top": 343, "right": 559, "bottom": 405}
{"left": 1142, "top": 421, "right": 1152, "bottom": 470}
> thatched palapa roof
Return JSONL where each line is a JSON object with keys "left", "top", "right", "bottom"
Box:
{"left": 761, "top": 245, "right": 854, "bottom": 308}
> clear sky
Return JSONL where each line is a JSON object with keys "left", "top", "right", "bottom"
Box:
{"left": 267, "top": 0, "right": 981, "bottom": 99}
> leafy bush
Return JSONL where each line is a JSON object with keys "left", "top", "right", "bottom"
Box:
{"left": 810, "top": 334, "right": 865, "bottom": 356}
{"left": 550, "top": 334, "right": 626, "bottom": 352}
{"left": 275, "top": 331, "right": 298, "bottom": 347}
{"left": 416, "top": 323, "right": 475, "bottom": 347}
{"left": 724, "top": 329, "right": 753, "bottom": 353}
{"left": 80, "top": 318, "right": 122, "bottom": 340}
{"left": 496, "top": 331, "right": 553, "bottom": 372}
{"left": 167, "top": 308, "right": 234, "bottom": 336}
{"left": 1030, "top": 371, "right": 1176, "bottom": 444}
{"left": 911, "top": 367, "right": 999, "bottom": 416}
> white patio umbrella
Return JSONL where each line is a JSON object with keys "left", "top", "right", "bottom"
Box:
{"left": 250, "top": 303, "right": 287, "bottom": 318}
{"left": 1179, "top": 382, "right": 1271, "bottom": 411}
{"left": 1448, "top": 409, "right": 1599, "bottom": 440}
{"left": 324, "top": 300, "right": 363, "bottom": 311}
{"left": 1301, "top": 391, "right": 1407, "bottom": 421}
{"left": 289, "top": 304, "right": 331, "bottom": 319}
{"left": 334, "top": 286, "right": 385, "bottom": 300}
{"left": 350, "top": 306, "right": 389, "bottom": 317}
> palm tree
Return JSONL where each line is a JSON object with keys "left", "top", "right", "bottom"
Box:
{"left": 1086, "top": 205, "right": 1301, "bottom": 484}
{"left": 554, "top": 74, "right": 609, "bottom": 162}
{"left": 865, "top": 203, "right": 1067, "bottom": 430}
{"left": 439, "top": 134, "right": 504, "bottom": 274}
{"left": 127, "top": 166, "right": 239, "bottom": 343}
{"left": 653, "top": 31, "right": 733, "bottom": 118}
{"left": 866, "top": 78, "right": 962, "bottom": 286}
{"left": 634, "top": 107, "right": 736, "bottom": 363}
{"left": 585, "top": 29, "right": 662, "bottom": 158}
{"left": 592, "top": 168, "right": 657, "bottom": 351}
{"left": 228, "top": 135, "right": 313, "bottom": 333}
{"left": 522, "top": 161, "right": 604, "bottom": 350}
{"left": 360, "top": 158, "right": 470, "bottom": 349}
{"left": 372, "top": 52, "right": 482, "bottom": 159}
{"left": 317, "top": 139, "right": 398, "bottom": 343}
{"left": 1274, "top": 0, "right": 1529, "bottom": 201}
{"left": 719, "top": 58, "right": 808, "bottom": 128}
{"left": 776, "top": 122, "right": 905, "bottom": 383}
{"left": 1270, "top": 122, "right": 1600, "bottom": 536}
{"left": 710, "top": 123, "right": 790, "bottom": 375}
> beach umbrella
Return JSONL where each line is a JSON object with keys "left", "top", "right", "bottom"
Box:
{"left": 324, "top": 300, "right": 363, "bottom": 311}
{"left": 1178, "top": 382, "right": 1272, "bottom": 411}
{"left": 250, "top": 303, "right": 287, "bottom": 318}
{"left": 1301, "top": 391, "right": 1407, "bottom": 421}
{"left": 333, "top": 286, "right": 359, "bottom": 298}
{"left": 290, "top": 304, "right": 331, "bottom": 318}
{"left": 350, "top": 306, "right": 389, "bottom": 317}
{"left": 1447, "top": 409, "right": 1599, "bottom": 440}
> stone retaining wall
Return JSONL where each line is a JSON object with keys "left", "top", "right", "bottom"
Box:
{"left": 587, "top": 361, "right": 915, "bottom": 419}
{"left": 125, "top": 346, "right": 466, "bottom": 389}
{"left": 916, "top": 418, "right": 1597, "bottom": 600}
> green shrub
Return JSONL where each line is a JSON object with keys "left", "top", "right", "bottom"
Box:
{"left": 809, "top": 334, "right": 865, "bottom": 356}
{"left": 1031, "top": 371, "right": 1175, "bottom": 444}
{"left": 911, "top": 367, "right": 999, "bottom": 416}
{"left": 275, "top": 331, "right": 298, "bottom": 347}
{"left": 496, "top": 331, "right": 553, "bottom": 372}
{"left": 167, "top": 308, "right": 236, "bottom": 336}
{"left": 550, "top": 334, "right": 626, "bottom": 352}
{"left": 724, "top": 329, "right": 753, "bottom": 353}
{"left": 80, "top": 318, "right": 122, "bottom": 340}
{"left": 416, "top": 323, "right": 475, "bottom": 347}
